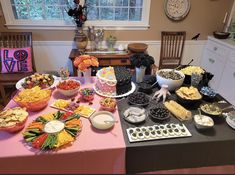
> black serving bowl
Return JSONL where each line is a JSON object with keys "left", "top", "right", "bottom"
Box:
{"left": 176, "top": 65, "right": 206, "bottom": 85}
{"left": 138, "top": 82, "right": 153, "bottom": 94}
{"left": 175, "top": 88, "right": 202, "bottom": 108}
{"left": 128, "top": 92, "right": 150, "bottom": 107}
{"left": 200, "top": 86, "right": 217, "bottom": 102}
{"left": 200, "top": 103, "right": 222, "bottom": 118}
{"left": 149, "top": 107, "right": 170, "bottom": 122}
{"left": 213, "top": 31, "right": 230, "bottom": 39}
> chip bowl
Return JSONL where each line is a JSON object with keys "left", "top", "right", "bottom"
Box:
{"left": 13, "top": 90, "right": 52, "bottom": 111}
{"left": 0, "top": 116, "right": 28, "bottom": 133}
{"left": 0, "top": 108, "right": 29, "bottom": 133}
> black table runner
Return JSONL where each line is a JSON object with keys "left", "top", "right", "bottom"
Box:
{"left": 117, "top": 83, "right": 235, "bottom": 173}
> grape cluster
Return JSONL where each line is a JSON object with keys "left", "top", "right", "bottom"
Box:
{"left": 150, "top": 107, "right": 169, "bottom": 119}
{"left": 128, "top": 92, "right": 149, "bottom": 105}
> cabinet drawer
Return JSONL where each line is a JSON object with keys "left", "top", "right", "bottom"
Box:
{"left": 99, "top": 59, "right": 110, "bottom": 66}
{"left": 206, "top": 40, "right": 228, "bottom": 58}
{"left": 110, "top": 59, "right": 130, "bottom": 66}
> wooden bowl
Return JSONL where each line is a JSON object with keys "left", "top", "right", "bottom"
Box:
{"left": 128, "top": 43, "right": 148, "bottom": 53}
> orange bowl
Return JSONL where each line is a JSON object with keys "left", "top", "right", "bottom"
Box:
{"left": 0, "top": 107, "right": 29, "bottom": 133}
{"left": 0, "top": 116, "right": 28, "bottom": 133}
{"left": 13, "top": 90, "right": 52, "bottom": 111}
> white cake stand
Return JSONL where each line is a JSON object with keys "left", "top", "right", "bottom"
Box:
{"left": 94, "top": 82, "right": 136, "bottom": 98}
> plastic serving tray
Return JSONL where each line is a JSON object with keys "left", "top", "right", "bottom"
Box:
{"left": 126, "top": 123, "right": 192, "bottom": 143}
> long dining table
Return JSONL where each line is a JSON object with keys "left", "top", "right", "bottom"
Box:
{"left": 1, "top": 76, "right": 235, "bottom": 174}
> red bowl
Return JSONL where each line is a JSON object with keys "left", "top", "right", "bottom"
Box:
{"left": 0, "top": 114, "right": 28, "bottom": 133}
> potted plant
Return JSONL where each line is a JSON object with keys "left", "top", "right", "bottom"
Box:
{"left": 130, "top": 53, "right": 155, "bottom": 83}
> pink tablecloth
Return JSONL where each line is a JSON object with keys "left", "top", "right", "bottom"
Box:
{"left": 0, "top": 78, "right": 125, "bottom": 174}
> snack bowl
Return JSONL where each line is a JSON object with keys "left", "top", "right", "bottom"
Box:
{"left": 79, "top": 88, "right": 95, "bottom": 101}
{"left": 149, "top": 107, "right": 170, "bottom": 122}
{"left": 200, "top": 86, "right": 217, "bottom": 101}
{"left": 177, "top": 65, "right": 205, "bottom": 84}
{"left": 175, "top": 86, "right": 202, "bottom": 108}
{"left": 56, "top": 79, "right": 81, "bottom": 97}
{"left": 194, "top": 114, "right": 214, "bottom": 130}
{"left": 128, "top": 92, "right": 150, "bottom": 107}
{"left": 0, "top": 107, "right": 29, "bottom": 133}
{"left": 123, "top": 106, "right": 147, "bottom": 124}
{"left": 89, "top": 111, "right": 115, "bottom": 130}
{"left": 100, "top": 98, "right": 117, "bottom": 112}
{"left": 156, "top": 69, "right": 185, "bottom": 91}
{"left": 200, "top": 103, "right": 222, "bottom": 118}
{"left": 138, "top": 82, "right": 153, "bottom": 94}
{"left": 13, "top": 89, "right": 52, "bottom": 111}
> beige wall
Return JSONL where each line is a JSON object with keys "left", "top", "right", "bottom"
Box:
{"left": 0, "top": 0, "right": 234, "bottom": 41}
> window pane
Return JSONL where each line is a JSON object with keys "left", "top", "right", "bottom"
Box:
{"left": 100, "top": 0, "right": 114, "bottom": 6}
{"left": 87, "top": 7, "right": 99, "bottom": 20}
{"left": 29, "top": 0, "right": 43, "bottom": 4}
{"left": 29, "top": 5, "right": 44, "bottom": 19}
{"left": 129, "top": 8, "right": 142, "bottom": 21}
{"left": 12, "top": 0, "right": 29, "bottom": 5}
{"left": 45, "top": 0, "right": 58, "bottom": 4}
{"left": 115, "top": 8, "right": 128, "bottom": 20}
{"left": 46, "top": 6, "right": 62, "bottom": 19}
{"left": 86, "top": 0, "right": 99, "bottom": 6}
{"left": 15, "top": 5, "right": 29, "bottom": 19}
{"left": 115, "top": 0, "right": 128, "bottom": 6}
{"left": 130, "top": 0, "right": 143, "bottom": 7}
{"left": 100, "top": 8, "right": 113, "bottom": 20}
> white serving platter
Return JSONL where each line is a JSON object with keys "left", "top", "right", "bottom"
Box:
{"left": 16, "top": 74, "right": 59, "bottom": 90}
{"left": 126, "top": 123, "right": 192, "bottom": 143}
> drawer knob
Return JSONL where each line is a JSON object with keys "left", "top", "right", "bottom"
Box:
{"left": 209, "top": 58, "right": 215, "bottom": 63}
{"left": 213, "top": 47, "right": 218, "bottom": 51}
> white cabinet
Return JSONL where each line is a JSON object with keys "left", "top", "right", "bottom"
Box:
{"left": 201, "top": 36, "right": 235, "bottom": 105}
{"left": 201, "top": 50, "right": 226, "bottom": 89}
{"left": 218, "top": 61, "right": 235, "bottom": 105}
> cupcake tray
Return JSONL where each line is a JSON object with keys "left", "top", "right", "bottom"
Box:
{"left": 126, "top": 123, "right": 192, "bottom": 143}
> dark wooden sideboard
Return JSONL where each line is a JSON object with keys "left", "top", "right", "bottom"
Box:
{"left": 69, "top": 49, "right": 132, "bottom": 76}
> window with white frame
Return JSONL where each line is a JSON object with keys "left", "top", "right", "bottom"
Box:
{"left": 0, "top": 0, "right": 151, "bottom": 30}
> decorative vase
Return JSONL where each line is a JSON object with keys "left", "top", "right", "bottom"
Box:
{"left": 82, "top": 68, "right": 92, "bottom": 84}
{"left": 136, "top": 66, "right": 146, "bottom": 83}
{"left": 74, "top": 27, "right": 88, "bottom": 52}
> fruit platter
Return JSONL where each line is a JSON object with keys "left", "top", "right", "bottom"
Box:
{"left": 16, "top": 73, "right": 58, "bottom": 90}
{"left": 22, "top": 111, "right": 82, "bottom": 150}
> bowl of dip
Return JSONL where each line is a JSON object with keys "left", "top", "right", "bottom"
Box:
{"left": 89, "top": 111, "right": 115, "bottom": 130}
